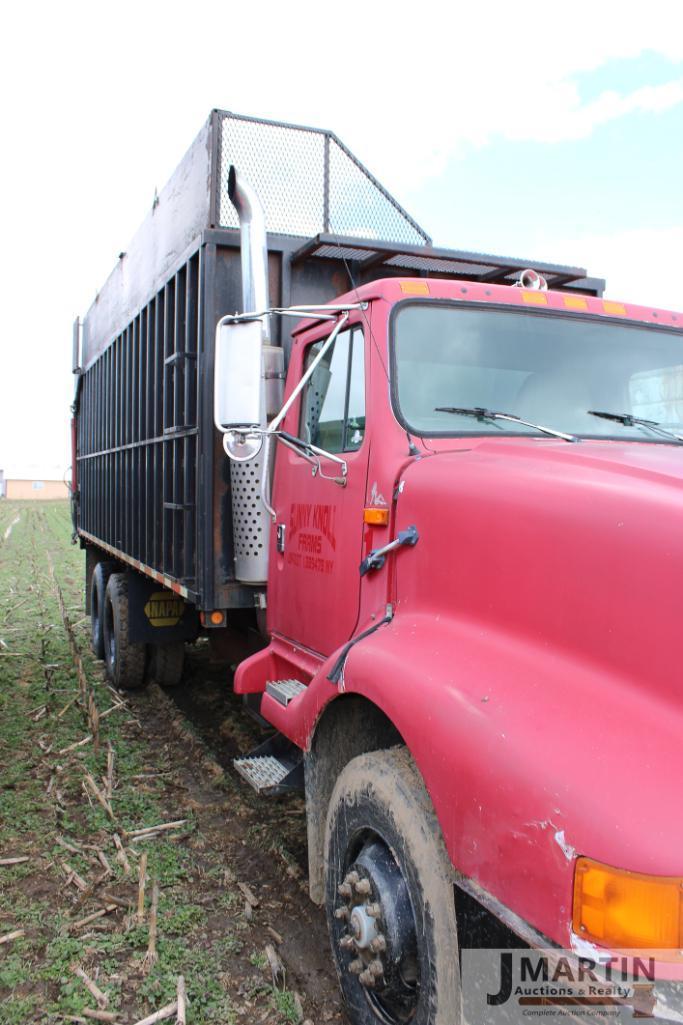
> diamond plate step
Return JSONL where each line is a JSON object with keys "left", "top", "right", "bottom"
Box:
{"left": 234, "top": 755, "right": 290, "bottom": 792}
{"left": 233, "top": 733, "right": 304, "bottom": 796}
{"left": 265, "top": 678, "right": 307, "bottom": 707}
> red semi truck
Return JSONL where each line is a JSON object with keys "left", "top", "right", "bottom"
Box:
{"left": 73, "top": 111, "right": 683, "bottom": 1023}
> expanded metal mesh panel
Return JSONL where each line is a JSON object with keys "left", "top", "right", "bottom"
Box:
{"left": 312, "top": 244, "right": 374, "bottom": 262}
{"left": 217, "top": 112, "right": 429, "bottom": 246}
{"left": 385, "top": 254, "right": 494, "bottom": 275}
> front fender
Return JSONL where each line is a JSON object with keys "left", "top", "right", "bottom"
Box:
{"left": 261, "top": 611, "right": 683, "bottom": 948}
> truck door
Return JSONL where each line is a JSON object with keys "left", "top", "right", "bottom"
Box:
{"left": 267, "top": 322, "right": 368, "bottom": 656}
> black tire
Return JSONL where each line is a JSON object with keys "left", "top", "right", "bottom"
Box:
{"left": 103, "top": 573, "right": 148, "bottom": 690}
{"left": 147, "top": 642, "right": 185, "bottom": 687}
{"left": 90, "top": 561, "right": 117, "bottom": 659}
{"left": 325, "top": 748, "right": 461, "bottom": 1025}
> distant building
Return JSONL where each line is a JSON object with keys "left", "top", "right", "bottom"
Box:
{"left": 0, "top": 466, "right": 69, "bottom": 500}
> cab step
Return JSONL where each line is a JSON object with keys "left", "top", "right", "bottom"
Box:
{"left": 233, "top": 733, "right": 304, "bottom": 796}
{"left": 265, "top": 678, "right": 307, "bottom": 707}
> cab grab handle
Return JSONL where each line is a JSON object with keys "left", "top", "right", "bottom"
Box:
{"left": 359, "top": 525, "right": 419, "bottom": 576}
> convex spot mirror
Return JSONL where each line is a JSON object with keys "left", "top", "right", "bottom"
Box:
{"left": 214, "top": 319, "right": 264, "bottom": 461}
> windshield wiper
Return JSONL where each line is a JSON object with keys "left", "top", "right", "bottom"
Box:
{"left": 434, "top": 406, "right": 578, "bottom": 443}
{"left": 587, "top": 410, "right": 683, "bottom": 444}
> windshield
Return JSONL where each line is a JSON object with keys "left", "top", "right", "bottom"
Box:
{"left": 391, "top": 303, "right": 683, "bottom": 441}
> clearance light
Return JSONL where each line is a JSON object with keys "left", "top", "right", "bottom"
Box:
{"left": 603, "top": 301, "right": 627, "bottom": 316}
{"left": 573, "top": 857, "right": 683, "bottom": 951}
{"left": 400, "top": 281, "right": 429, "bottom": 295}
{"left": 201, "top": 610, "right": 226, "bottom": 627}
{"left": 564, "top": 295, "right": 589, "bottom": 311}
{"left": 364, "top": 508, "right": 389, "bottom": 526}
{"left": 521, "top": 291, "right": 548, "bottom": 305}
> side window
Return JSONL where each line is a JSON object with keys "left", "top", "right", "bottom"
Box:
{"left": 300, "top": 327, "right": 365, "bottom": 453}
{"left": 629, "top": 364, "right": 683, "bottom": 424}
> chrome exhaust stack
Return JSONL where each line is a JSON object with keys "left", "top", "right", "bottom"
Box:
{"left": 222, "top": 166, "right": 282, "bottom": 585}
{"left": 228, "top": 165, "right": 271, "bottom": 344}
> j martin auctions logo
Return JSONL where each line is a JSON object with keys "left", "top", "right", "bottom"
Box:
{"left": 487, "top": 952, "right": 655, "bottom": 1012}
{"left": 460, "top": 949, "right": 673, "bottom": 1023}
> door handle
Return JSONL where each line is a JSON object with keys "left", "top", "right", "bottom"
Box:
{"left": 359, "top": 525, "right": 419, "bottom": 576}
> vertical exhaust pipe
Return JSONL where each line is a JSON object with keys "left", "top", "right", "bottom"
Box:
{"left": 223, "top": 166, "right": 282, "bottom": 587}
{"left": 228, "top": 165, "right": 271, "bottom": 343}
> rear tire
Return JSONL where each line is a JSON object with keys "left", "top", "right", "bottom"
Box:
{"left": 325, "top": 748, "right": 461, "bottom": 1025}
{"left": 147, "top": 642, "right": 185, "bottom": 687}
{"left": 90, "top": 560, "right": 116, "bottom": 659}
{"left": 103, "top": 573, "right": 148, "bottom": 690}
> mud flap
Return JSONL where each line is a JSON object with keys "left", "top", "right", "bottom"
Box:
{"left": 126, "top": 572, "right": 199, "bottom": 645}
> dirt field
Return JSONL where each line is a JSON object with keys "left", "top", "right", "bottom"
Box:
{"left": 0, "top": 501, "right": 343, "bottom": 1025}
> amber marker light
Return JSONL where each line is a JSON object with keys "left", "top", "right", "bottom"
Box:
{"left": 564, "top": 295, "right": 588, "bottom": 311}
{"left": 201, "top": 610, "right": 226, "bottom": 626}
{"left": 573, "top": 857, "right": 683, "bottom": 951}
{"left": 364, "top": 508, "right": 389, "bottom": 526}
{"left": 400, "top": 281, "right": 429, "bottom": 295}
{"left": 521, "top": 291, "right": 548, "bottom": 305}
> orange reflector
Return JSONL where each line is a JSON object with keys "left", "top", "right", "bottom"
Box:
{"left": 573, "top": 857, "right": 683, "bottom": 950}
{"left": 210, "top": 610, "right": 225, "bottom": 625}
{"left": 564, "top": 295, "right": 589, "bottom": 310}
{"left": 603, "top": 300, "right": 626, "bottom": 316}
{"left": 400, "top": 281, "right": 429, "bottom": 295}
{"left": 521, "top": 291, "right": 548, "bottom": 305}
{"left": 364, "top": 507, "right": 389, "bottom": 526}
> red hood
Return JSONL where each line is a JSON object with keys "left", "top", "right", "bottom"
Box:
{"left": 390, "top": 437, "right": 683, "bottom": 891}
{"left": 424, "top": 434, "right": 683, "bottom": 489}
{"left": 398, "top": 437, "right": 683, "bottom": 701}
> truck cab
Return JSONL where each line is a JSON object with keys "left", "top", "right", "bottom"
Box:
{"left": 217, "top": 265, "right": 683, "bottom": 1023}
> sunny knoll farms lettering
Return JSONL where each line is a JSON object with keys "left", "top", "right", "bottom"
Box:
{"left": 287, "top": 502, "right": 337, "bottom": 573}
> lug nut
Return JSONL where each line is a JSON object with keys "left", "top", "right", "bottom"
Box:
{"left": 340, "top": 935, "right": 356, "bottom": 949}
{"left": 334, "top": 906, "right": 349, "bottom": 920}
{"left": 354, "top": 878, "right": 371, "bottom": 895}
{"left": 370, "top": 934, "right": 386, "bottom": 953}
{"left": 359, "top": 969, "right": 376, "bottom": 988}
{"left": 349, "top": 958, "right": 363, "bottom": 975}
{"left": 345, "top": 870, "right": 360, "bottom": 886}
{"left": 369, "top": 958, "right": 384, "bottom": 977}
{"left": 338, "top": 882, "right": 352, "bottom": 898}
{"left": 366, "top": 902, "right": 382, "bottom": 918}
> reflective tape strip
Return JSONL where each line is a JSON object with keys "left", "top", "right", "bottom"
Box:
{"left": 78, "top": 530, "right": 190, "bottom": 599}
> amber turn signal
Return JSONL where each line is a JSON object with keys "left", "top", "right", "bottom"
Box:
{"left": 201, "top": 610, "right": 225, "bottom": 627}
{"left": 364, "top": 508, "right": 389, "bottom": 526}
{"left": 573, "top": 857, "right": 683, "bottom": 950}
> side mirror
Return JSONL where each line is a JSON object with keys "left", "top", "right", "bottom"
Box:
{"left": 214, "top": 319, "right": 264, "bottom": 460}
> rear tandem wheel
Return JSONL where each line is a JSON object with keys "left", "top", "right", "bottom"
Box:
{"left": 90, "top": 560, "right": 116, "bottom": 659}
{"left": 147, "top": 641, "right": 185, "bottom": 687}
{"left": 102, "top": 573, "right": 148, "bottom": 690}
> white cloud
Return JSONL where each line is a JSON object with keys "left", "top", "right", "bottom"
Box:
{"left": 498, "top": 79, "right": 683, "bottom": 145}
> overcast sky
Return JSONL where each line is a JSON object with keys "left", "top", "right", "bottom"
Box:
{"left": 1, "top": 0, "right": 682, "bottom": 476}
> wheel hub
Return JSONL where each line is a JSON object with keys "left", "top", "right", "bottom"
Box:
{"left": 333, "top": 838, "right": 419, "bottom": 1022}
{"left": 350, "top": 903, "right": 379, "bottom": 949}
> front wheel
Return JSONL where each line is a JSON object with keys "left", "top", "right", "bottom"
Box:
{"left": 325, "top": 747, "right": 461, "bottom": 1025}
